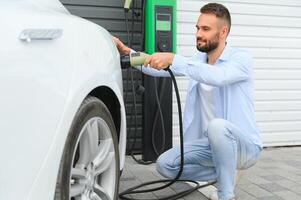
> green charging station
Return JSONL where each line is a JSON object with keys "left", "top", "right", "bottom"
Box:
{"left": 145, "top": 0, "right": 177, "bottom": 54}
{"left": 142, "top": 0, "right": 177, "bottom": 161}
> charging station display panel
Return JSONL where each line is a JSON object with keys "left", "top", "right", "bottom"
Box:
{"left": 155, "top": 6, "right": 173, "bottom": 52}
{"left": 156, "top": 14, "right": 171, "bottom": 31}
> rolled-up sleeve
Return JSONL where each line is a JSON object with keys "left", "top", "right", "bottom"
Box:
{"left": 170, "top": 51, "right": 252, "bottom": 86}
{"left": 134, "top": 65, "right": 170, "bottom": 77}
{"left": 131, "top": 51, "right": 185, "bottom": 77}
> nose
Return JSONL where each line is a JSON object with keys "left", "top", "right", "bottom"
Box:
{"left": 196, "top": 29, "right": 200, "bottom": 37}
{"left": 196, "top": 29, "right": 203, "bottom": 39}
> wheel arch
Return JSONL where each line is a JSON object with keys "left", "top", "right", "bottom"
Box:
{"left": 88, "top": 86, "right": 121, "bottom": 141}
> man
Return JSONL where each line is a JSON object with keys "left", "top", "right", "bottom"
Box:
{"left": 114, "top": 3, "right": 262, "bottom": 200}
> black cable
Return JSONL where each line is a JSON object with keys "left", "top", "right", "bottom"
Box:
{"left": 119, "top": 69, "right": 216, "bottom": 200}
{"left": 124, "top": 3, "right": 136, "bottom": 155}
{"left": 124, "top": 0, "right": 165, "bottom": 163}
{"left": 121, "top": 1, "right": 216, "bottom": 199}
{"left": 124, "top": 11, "right": 131, "bottom": 47}
{"left": 123, "top": 9, "right": 131, "bottom": 118}
{"left": 151, "top": 77, "right": 166, "bottom": 156}
{"left": 140, "top": 0, "right": 145, "bottom": 51}
{"left": 131, "top": 0, "right": 135, "bottom": 48}
{"left": 139, "top": 0, "right": 167, "bottom": 160}
{"left": 124, "top": 8, "right": 133, "bottom": 153}
{"left": 129, "top": 65, "right": 153, "bottom": 165}
{"left": 124, "top": 1, "right": 153, "bottom": 165}
{"left": 125, "top": 0, "right": 165, "bottom": 165}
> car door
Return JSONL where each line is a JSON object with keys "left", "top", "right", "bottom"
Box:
{"left": 0, "top": 3, "right": 77, "bottom": 199}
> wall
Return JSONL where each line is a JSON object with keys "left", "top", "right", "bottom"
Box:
{"left": 61, "top": 0, "right": 144, "bottom": 152}
{"left": 174, "top": 0, "right": 301, "bottom": 146}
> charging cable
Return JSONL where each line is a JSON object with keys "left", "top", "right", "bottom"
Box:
{"left": 123, "top": 0, "right": 154, "bottom": 165}
{"left": 119, "top": 67, "right": 216, "bottom": 200}
{"left": 120, "top": 1, "right": 216, "bottom": 199}
{"left": 124, "top": 0, "right": 167, "bottom": 162}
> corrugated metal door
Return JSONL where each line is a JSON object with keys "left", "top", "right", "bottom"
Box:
{"left": 60, "top": 0, "right": 144, "bottom": 153}
{"left": 175, "top": 0, "right": 301, "bottom": 146}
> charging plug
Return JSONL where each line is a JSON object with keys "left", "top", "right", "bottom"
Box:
{"left": 120, "top": 52, "right": 150, "bottom": 69}
{"left": 120, "top": 55, "right": 131, "bottom": 69}
{"left": 130, "top": 52, "right": 150, "bottom": 67}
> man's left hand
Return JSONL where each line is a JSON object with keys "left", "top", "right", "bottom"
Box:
{"left": 143, "top": 52, "right": 175, "bottom": 70}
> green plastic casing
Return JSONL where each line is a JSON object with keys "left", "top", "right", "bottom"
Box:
{"left": 142, "top": 0, "right": 176, "bottom": 162}
{"left": 144, "top": 0, "right": 177, "bottom": 54}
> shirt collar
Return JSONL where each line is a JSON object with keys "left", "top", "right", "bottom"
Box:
{"left": 218, "top": 45, "right": 231, "bottom": 62}
{"left": 197, "top": 44, "right": 231, "bottom": 63}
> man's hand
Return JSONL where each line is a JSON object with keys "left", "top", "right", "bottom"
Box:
{"left": 143, "top": 52, "right": 175, "bottom": 70}
{"left": 112, "top": 36, "right": 131, "bottom": 55}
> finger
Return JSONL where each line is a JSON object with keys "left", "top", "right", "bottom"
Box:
{"left": 112, "top": 39, "right": 117, "bottom": 46}
{"left": 144, "top": 56, "right": 152, "bottom": 67}
{"left": 112, "top": 36, "right": 120, "bottom": 45}
{"left": 160, "top": 61, "right": 169, "bottom": 70}
{"left": 158, "top": 63, "right": 163, "bottom": 70}
{"left": 153, "top": 57, "right": 163, "bottom": 69}
{"left": 150, "top": 58, "right": 156, "bottom": 68}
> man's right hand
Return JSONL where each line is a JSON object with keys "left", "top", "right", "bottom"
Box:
{"left": 112, "top": 36, "right": 131, "bottom": 55}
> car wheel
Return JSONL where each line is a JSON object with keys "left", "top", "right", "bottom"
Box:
{"left": 55, "top": 96, "right": 120, "bottom": 200}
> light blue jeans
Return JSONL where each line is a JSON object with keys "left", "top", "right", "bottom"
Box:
{"left": 156, "top": 118, "right": 262, "bottom": 200}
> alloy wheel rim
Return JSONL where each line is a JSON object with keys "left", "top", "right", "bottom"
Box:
{"left": 69, "top": 117, "right": 116, "bottom": 200}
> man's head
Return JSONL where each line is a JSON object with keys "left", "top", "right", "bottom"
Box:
{"left": 196, "top": 3, "right": 231, "bottom": 53}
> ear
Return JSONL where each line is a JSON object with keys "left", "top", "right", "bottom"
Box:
{"left": 220, "top": 25, "right": 229, "bottom": 39}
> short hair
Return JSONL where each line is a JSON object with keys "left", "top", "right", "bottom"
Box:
{"left": 200, "top": 3, "right": 231, "bottom": 33}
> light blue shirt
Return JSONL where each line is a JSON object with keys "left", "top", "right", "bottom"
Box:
{"left": 136, "top": 46, "right": 262, "bottom": 148}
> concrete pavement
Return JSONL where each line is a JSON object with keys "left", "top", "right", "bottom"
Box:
{"left": 119, "top": 147, "right": 301, "bottom": 200}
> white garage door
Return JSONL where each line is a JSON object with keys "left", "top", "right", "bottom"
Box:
{"left": 173, "top": 0, "right": 301, "bottom": 147}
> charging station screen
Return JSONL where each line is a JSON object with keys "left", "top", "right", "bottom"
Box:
{"left": 156, "top": 14, "right": 171, "bottom": 31}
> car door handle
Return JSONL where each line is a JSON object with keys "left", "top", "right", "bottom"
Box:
{"left": 19, "top": 28, "right": 63, "bottom": 42}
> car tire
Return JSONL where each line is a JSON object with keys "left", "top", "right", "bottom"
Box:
{"left": 55, "top": 96, "right": 120, "bottom": 200}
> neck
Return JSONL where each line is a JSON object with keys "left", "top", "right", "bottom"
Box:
{"left": 207, "top": 42, "right": 226, "bottom": 65}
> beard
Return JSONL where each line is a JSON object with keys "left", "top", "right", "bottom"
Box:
{"left": 196, "top": 34, "right": 219, "bottom": 53}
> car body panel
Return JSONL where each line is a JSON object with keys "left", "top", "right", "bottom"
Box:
{"left": 0, "top": 1, "right": 126, "bottom": 199}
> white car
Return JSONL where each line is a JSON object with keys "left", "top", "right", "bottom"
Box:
{"left": 0, "top": 0, "right": 127, "bottom": 200}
